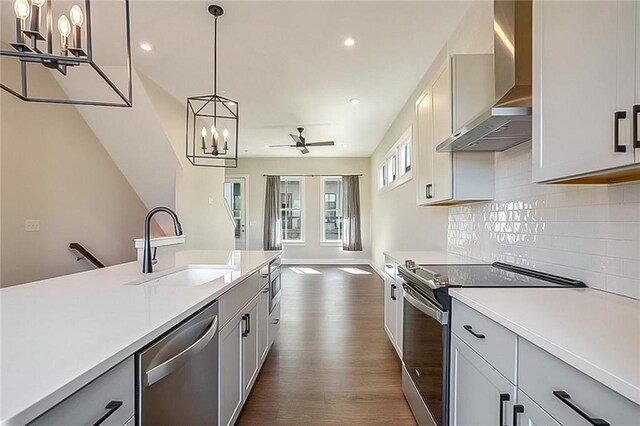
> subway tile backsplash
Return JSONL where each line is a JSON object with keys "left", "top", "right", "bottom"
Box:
{"left": 448, "top": 141, "right": 640, "bottom": 299}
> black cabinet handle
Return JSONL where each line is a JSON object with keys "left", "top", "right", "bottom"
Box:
{"left": 91, "top": 400, "right": 123, "bottom": 426}
{"left": 391, "top": 283, "right": 397, "bottom": 301}
{"left": 633, "top": 105, "right": 639, "bottom": 148}
{"left": 499, "top": 393, "right": 510, "bottom": 426}
{"left": 426, "top": 184, "right": 433, "bottom": 199}
{"left": 513, "top": 404, "right": 524, "bottom": 426}
{"left": 462, "top": 324, "right": 485, "bottom": 339}
{"left": 614, "top": 111, "right": 627, "bottom": 153}
{"left": 553, "top": 390, "right": 610, "bottom": 426}
{"left": 242, "top": 314, "right": 251, "bottom": 337}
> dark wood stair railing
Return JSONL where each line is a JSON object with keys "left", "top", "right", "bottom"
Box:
{"left": 69, "top": 243, "right": 105, "bottom": 269}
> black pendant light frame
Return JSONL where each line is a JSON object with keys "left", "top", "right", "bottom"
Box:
{"left": 0, "top": 0, "right": 132, "bottom": 107}
{"left": 185, "top": 4, "right": 239, "bottom": 168}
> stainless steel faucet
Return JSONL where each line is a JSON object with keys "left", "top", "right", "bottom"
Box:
{"left": 143, "top": 207, "right": 183, "bottom": 273}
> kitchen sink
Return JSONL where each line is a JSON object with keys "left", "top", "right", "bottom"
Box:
{"left": 130, "top": 266, "right": 236, "bottom": 287}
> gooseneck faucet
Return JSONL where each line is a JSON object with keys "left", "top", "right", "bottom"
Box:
{"left": 143, "top": 207, "right": 183, "bottom": 273}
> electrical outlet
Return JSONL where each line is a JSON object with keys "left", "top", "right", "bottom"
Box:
{"left": 25, "top": 219, "right": 40, "bottom": 232}
{"left": 208, "top": 197, "right": 214, "bottom": 205}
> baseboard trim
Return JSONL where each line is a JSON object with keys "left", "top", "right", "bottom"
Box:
{"left": 281, "top": 258, "right": 372, "bottom": 265}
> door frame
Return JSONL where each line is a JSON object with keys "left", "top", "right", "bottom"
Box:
{"left": 225, "top": 174, "right": 250, "bottom": 250}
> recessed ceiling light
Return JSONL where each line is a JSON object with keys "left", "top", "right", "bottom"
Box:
{"left": 221, "top": 89, "right": 227, "bottom": 94}
{"left": 342, "top": 144, "right": 348, "bottom": 148}
{"left": 139, "top": 42, "right": 153, "bottom": 51}
{"left": 343, "top": 37, "right": 355, "bottom": 47}
{"left": 264, "top": 145, "right": 270, "bottom": 148}
{"left": 226, "top": 101, "right": 235, "bottom": 106}
{"left": 349, "top": 98, "right": 360, "bottom": 105}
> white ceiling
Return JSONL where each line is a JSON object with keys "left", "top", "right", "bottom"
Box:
{"left": 130, "top": 1, "right": 471, "bottom": 157}
{"left": 1, "top": 1, "right": 472, "bottom": 158}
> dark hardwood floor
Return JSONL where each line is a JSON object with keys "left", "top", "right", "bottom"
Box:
{"left": 236, "top": 265, "right": 416, "bottom": 425}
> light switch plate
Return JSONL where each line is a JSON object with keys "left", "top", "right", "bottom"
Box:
{"left": 25, "top": 219, "right": 40, "bottom": 232}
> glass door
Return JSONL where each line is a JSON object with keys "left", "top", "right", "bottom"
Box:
{"left": 224, "top": 177, "right": 247, "bottom": 250}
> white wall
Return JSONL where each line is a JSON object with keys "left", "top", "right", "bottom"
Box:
{"left": 229, "top": 157, "right": 371, "bottom": 263}
{"left": 448, "top": 142, "right": 640, "bottom": 300}
{"left": 0, "top": 63, "right": 149, "bottom": 287}
{"left": 369, "top": 2, "right": 493, "bottom": 271}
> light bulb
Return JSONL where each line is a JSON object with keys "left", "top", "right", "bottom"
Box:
{"left": 32, "top": 0, "right": 45, "bottom": 7}
{"left": 70, "top": 5, "right": 83, "bottom": 26}
{"left": 14, "top": 0, "right": 30, "bottom": 19}
{"left": 201, "top": 127, "right": 207, "bottom": 138}
{"left": 223, "top": 129, "right": 229, "bottom": 139}
{"left": 58, "top": 15, "right": 71, "bottom": 37}
{"left": 210, "top": 124, "right": 217, "bottom": 136}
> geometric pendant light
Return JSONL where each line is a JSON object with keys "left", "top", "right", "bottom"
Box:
{"left": 185, "top": 4, "right": 239, "bottom": 168}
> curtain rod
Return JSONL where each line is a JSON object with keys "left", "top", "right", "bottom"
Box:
{"left": 263, "top": 174, "right": 363, "bottom": 177}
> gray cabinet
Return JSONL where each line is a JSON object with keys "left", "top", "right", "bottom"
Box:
{"left": 515, "top": 390, "right": 559, "bottom": 426}
{"left": 219, "top": 310, "right": 244, "bottom": 426}
{"left": 383, "top": 275, "right": 397, "bottom": 350}
{"left": 30, "top": 357, "right": 135, "bottom": 426}
{"left": 449, "top": 334, "right": 515, "bottom": 426}
{"left": 258, "top": 285, "right": 270, "bottom": 365}
{"left": 242, "top": 294, "right": 260, "bottom": 396}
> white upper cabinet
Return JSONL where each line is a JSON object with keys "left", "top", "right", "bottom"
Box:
{"left": 416, "top": 55, "right": 495, "bottom": 206}
{"left": 533, "top": 0, "right": 639, "bottom": 183}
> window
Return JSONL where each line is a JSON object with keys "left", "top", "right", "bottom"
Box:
{"left": 378, "top": 126, "right": 412, "bottom": 191}
{"left": 280, "top": 178, "right": 303, "bottom": 242}
{"left": 322, "top": 177, "right": 343, "bottom": 242}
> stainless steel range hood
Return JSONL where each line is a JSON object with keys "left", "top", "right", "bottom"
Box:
{"left": 436, "top": 0, "right": 532, "bottom": 152}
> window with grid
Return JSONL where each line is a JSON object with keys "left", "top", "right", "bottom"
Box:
{"left": 280, "top": 178, "right": 303, "bottom": 242}
{"left": 322, "top": 177, "right": 343, "bottom": 242}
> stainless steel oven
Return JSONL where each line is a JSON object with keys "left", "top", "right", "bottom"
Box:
{"left": 268, "top": 258, "right": 281, "bottom": 313}
{"left": 402, "top": 281, "right": 449, "bottom": 426}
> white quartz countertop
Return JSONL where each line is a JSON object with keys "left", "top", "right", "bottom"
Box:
{"left": 450, "top": 287, "right": 640, "bottom": 405}
{"left": 0, "top": 250, "right": 281, "bottom": 425}
{"left": 383, "top": 250, "right": 486, "bottom": 266}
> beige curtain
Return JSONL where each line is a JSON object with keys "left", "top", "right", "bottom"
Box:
{"left": 263, "top": 176, "right": 282, "bottom": 250}
{"left": 342, "top": 175, "right": 362, "bottom": 251}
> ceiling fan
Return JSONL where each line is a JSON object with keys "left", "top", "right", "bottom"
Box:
{"left": 266, "top": 127, "right": 335, "bottom": 154}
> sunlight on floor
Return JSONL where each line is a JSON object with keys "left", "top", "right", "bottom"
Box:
{"left": 289, "top": 267, "right": 323, "bottom": 274}
{"left": 339, "top": 267, "right": 372, "bottom": 275}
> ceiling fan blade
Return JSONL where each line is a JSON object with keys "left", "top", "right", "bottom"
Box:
{"left": 301, "top": 147, "right": 310, "bottom": 154}
{"left": 306, "top": 141, "right": 334, "bottom": 147}
{"left": 290, "top": 134, "right": 301, "bottom": 144}
{"left": 267, "top": 144, "right": 297, "bottom": 148}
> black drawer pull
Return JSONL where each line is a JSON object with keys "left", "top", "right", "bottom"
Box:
{"left": 614, "top": 111, "right": 627, "bottom": 153}
{"left": 425, "top": 184, "right": 433, "bottom": 199}
{"left": 513, "top": 404, "right": 524, "bottom": 426}
{"left": 242, "top": 314, "right": 251, "bottom": 337}
{"left": 391, "top": 283, "right": 397, "bottom": 301}
{"left": 92, "top": 400, "right": 123, "bottom": 426}
{"left": 499, "top": 393, "right": 510, "bottom": 426}
{"left": 553, "top": 390, "right": 610, "bottom": 426}
{"left": 462, "top": 324, "right": 485, "bottom": 339}
{"left": 633, "top": 105, "right": 639, "bottom": 149}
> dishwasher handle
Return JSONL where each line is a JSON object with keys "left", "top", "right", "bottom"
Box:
{"left": 144, "top": 315, "right": 218, "bottom": 387}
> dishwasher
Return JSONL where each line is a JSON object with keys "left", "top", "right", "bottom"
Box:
{"left": 136, "top": 301, "right": 219, "bottom": 425}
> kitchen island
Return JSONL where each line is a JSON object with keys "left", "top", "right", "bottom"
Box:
{"left": 0, "top": 250, "right": 281, "bottom": 426}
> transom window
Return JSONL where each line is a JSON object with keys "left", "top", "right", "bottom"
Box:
{"left": 378, "top": 127, "right": 412, "bottom": 190}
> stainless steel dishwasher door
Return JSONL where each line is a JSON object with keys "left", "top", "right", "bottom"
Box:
{"left": 137, "top": 301, "right": 219, "bottom": 426}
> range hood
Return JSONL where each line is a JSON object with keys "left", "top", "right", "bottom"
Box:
{"left": 437, "top": 0, "right": 532, "bottom": 152}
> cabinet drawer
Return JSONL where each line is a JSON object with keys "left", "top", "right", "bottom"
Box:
{"left": 451, "top": 299, "right": 517, "bottom": 383}
{"left": 269, "top": 301, "right": 281, "bottom": 348}
{"left": 219, "top": 271, "right": 261, "bottom": 328}
{"left": 30, "top": 357, "right": 134, "bottom": 426}
{"left": 519, "top": 338, "right": 640, "bottom": 426}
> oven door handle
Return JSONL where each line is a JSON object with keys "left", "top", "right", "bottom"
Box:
{"left": 402, "top": 284, "right": 448, "bottom": 325}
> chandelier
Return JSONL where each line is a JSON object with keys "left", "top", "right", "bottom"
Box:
{"left": 185, "top": 4, "right": 239, "bottom": 168}
{"left": 1, "top": 0, "right": 132, "bottom": 107}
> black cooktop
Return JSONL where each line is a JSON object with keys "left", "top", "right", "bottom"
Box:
{"left": 414, "top": 262, "right": 586, "bottom": 288}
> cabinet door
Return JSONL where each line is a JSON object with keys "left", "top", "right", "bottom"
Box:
{"left": 258, "top": 286, "right": 270, "bottom": 365}
{"left": 383, "top": 277, "right": 397, "bottom": 349}
{"left": 514, "top": 391, "right": 560, "bottom": 426}
{"left": 416, "top": 90, "right": 434, "bottom": 205}
{"left": 219, "top": 313, "right": 243, "bottom": 426}
{"left": 242, "top": 295, "right": 260, "bottom": 397}
{"left": 533, "top": 0, "right": 636, "bottom": 182}
{"left": 431, "top": 62, "right": 453, "bottom": 202}
{"left": 449, "top": 334, "right": 516, "bottom": 426}
{"left": 394, "top": 281, "right": 403, "bottom": 356}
